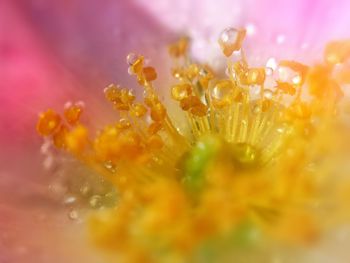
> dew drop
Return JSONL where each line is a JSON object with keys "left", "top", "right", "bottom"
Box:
{"left": 218, "top": 28, "right": 246, "bottom": 57}
{"left": 64, "top": 196, "right": 77, "bottom": 205}
{"left": 292, "top": 75, "right": 302, "bottom": 85}
{"left": 266, "top": 58, "right": 277, "bottom": 71}
{"left": 265, "top": 67, "right": 273, "bottom": 76}
{"left": 104, "top": 161, "right": 117, "bottom": 174}
{"left": 126, "top": 52, "right": 138, "bottom": 65}
{"left": 245, "top": 23, "right": 256, "bottom": 36}
{"left": 263, "top": 89, "right": 274, "bottom": 99}
{"left": 127, "top": 67, "right": 134, "bottom": 75}
{"left": 276, "top": 125, "right": 286, "bottom": 134}
{"left": 211, "top": 80, "right": 233, "bottom": 101}
{"left": 220, "top": 28, "right": 239, "bottom": 44}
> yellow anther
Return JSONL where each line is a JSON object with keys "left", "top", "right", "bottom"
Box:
{"left": 218, "top": 28, "right": 246, "bottom": 57}
{"left": 36, "top": 109, "right": 61, "bottom": 136}
{"left": 324, "top": 40, "right": 350, "bottom": 65}
{"left": 65, "top": 125, "right": 89, "bottom": 154}
{"left": 186, "top": 64, "right": 200, "bottom": 81}
{"left": 289, "top": 102, "right": 311, "bottom": 119}
{"left": 308, "top": 65, "right": 343, "bottom": 100}
{"left": 276, "top": 81, "right": 296, "bottom": 96}
{"left": 104, "top": 84, "right": 122, "bottom": 103}
{"left": 279, "top": 60, "right": 308, "bottom": 85}
{"left": 150, "top": 103, "right": 166, "bottom": 121}
{"left": 116, "top": 119, "right": 131, "bottom": 130}
{"left": 168, "top": 37, "right": 189, "bottom": 58}
{"left": 148, "top": 122, "right": 162, "bottom": 135}
{"left": 129, "top": 56, "right": 144, "bottom": 75}
{"left": 171, "top": 83, "right": 192, "bottom": 101}
{"left": 144, "top": 94, "right": 160, "bottom": 107}
{"left": 142, "top": 66, "right": 157, "bottom": 82}
{"left": 246, "top": 68, "right": 266, "bottom": 85}
{"left": 190, "top": 103, "right": 208, "bottom": 117}
{"left": 53, "top": 125, "right": 68, "bottom": 148}
{"left": 179, "top": 95, "right": 201, "bottom": 111}
{"left": 262, "top": 99, "right": 272, "bottom": 112}
{"left": 131, "top": 103, "right": 147, "bottom": 118}
{"left": 147, "top": 134, "right": 164, "bottom": 150}
{"left": 64, "top": 102, "right": 83, "bottom": 125}
{"left": 120, "top": 89, "right": 135, "bottom": 104}
{"left": 210, "top": 79, "right": 234, "bottom": 108}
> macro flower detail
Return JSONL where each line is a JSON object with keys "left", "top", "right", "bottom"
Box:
{"left": 36, "top": 27, "right": 350, "bottom": 262}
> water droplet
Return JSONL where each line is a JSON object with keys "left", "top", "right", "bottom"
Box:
{"left": 220, "top": 28, "right": 239, "bottom": 44}
{"left": 68, "top": 209, "right": 79, "bottom": 220}
{"left": 218, "top": 28, "right": 246, "bottom": 56}
{"left": 292, "top": 75, "right": 302, "bottom": 85}
{"left": 265, "top": 67, "right": 273, "bottom": 76}
{"left": 64, "top": 196, "right": 77, "bottom": 205}
{"left": 127, "top": 67, "right": 134, "bottom": 75}
{"left": 266, "top": 57, "right": 277, "bottom": 70}
{"left": 211, "top": 80, "right": 233, "bottom": 101}
{"left": 263, "top": 89, "right": 274, "bottom": 99}
{"left": 245, "top": 23, "right": 256, "bottom": 36}
{"left": 276, "top": 125, "right": 286, "bottom": 134}
{"left": 104, "top": 161, "right": 116, "bottom": 173}
{"left": 277, "top": 66, "right": 291, "bottom": 82}
{"left": 126, "top": 53, "right": 138, "bottom": 65}
{"left": 90, "top": 195, "right": 102, "bottom": 208}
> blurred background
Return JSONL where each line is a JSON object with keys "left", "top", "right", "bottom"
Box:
{"left": 1, "top": 0, "right": 350, "bottom": 262}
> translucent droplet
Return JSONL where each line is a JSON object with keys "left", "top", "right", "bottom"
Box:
{"left": 276, "top": 125, "right": 286, "bottom": 134}
{"left": 266, "top": 58, "right": 277, "bottom": 71}
{"left": 277, "top": 66, "right": 293, "bottom": 82}
{"left": 68, "top": 209, "right": 79, "bottom": 220}
{"left": 292, "top": 75, "right": 302, "bottom": 85}
{"left": 265, "top": 67, "right": 273, "bottom": 76}
{"left": 90, "top": 195, "right": 102, "bottom": 208}
{"left": 211, "top": 80, "right": 233, "bottom": 101}
{"left": 220, "top": 28, "right": 239, "bottom": 44}
{"left": 263, "top": 89, "right": 274, "bottom": 99}
{"left": 126, "top": 53, "right": 138, "bottom": 65}
{"left": 245, "top": 23, "right": 256, "bottom": 36}
{"left": 64, "top": 196, "right": 77, "bottom": 205}
{"left": 171, "top": 83, "right": 192, "bottom": 101}
{"left": 104, "top": 161, "right": 116, "bottom": 173}
{"left": 127, "top": 67, "right": 133, "bottom": 75}
{"left": 218, "top": 28, "right": 246, "bottom": 57}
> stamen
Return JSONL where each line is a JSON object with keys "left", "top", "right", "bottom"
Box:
{"left": 36, "top": 28, "right": 350, "bottom": 262}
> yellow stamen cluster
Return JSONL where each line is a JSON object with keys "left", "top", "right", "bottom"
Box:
{"left": 37, "top": 28, "right": 350, "bottom": 262}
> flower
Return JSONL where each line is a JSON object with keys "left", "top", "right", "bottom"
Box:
{"left": 4, "top": 2, "right": 350, "bottom": 262}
